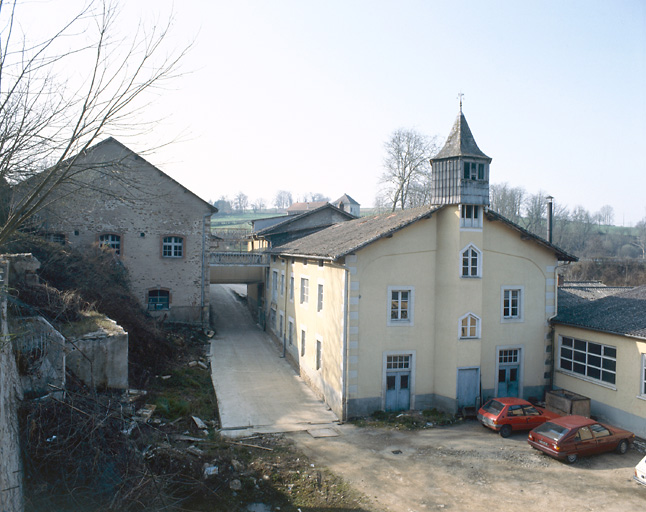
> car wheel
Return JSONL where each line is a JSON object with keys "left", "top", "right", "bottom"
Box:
{"left": 500, "top": 425, "right": 512, "bottom": 438}
{"left": 617, "top": 440, "right": 628, "bottom": 455}
{"left": 566, "top": 453, "right": 578, "bottom": 464}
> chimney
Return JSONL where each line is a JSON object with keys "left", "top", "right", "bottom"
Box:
{"left": 546, "top": 195, "right": 554, "bottom": 243}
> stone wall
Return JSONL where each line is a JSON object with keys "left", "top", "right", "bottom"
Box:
{"left": 0, "top": 257, "right": 25, "bottom": 512}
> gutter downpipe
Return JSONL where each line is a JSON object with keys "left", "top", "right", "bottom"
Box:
{"left": 545, "top": 195, "right": 557, "bottom": 392}
{"left": 341, "top": 264, "right": 349, "bottom": 422}
{"left": 201, "top": 213, "right": 211, "bottom": 327}
{"left": 282, "top": 258, "right": 288, "bottom": 358}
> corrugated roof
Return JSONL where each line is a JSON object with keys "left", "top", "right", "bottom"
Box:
{"left": 269, "top": 206, "right": 441, "bottom": 259}
{"left": 432, "top": 111, "right": 491, "bottom": 161}
{"left": 554, "top": 285, "right": 646, "bottom": 339}
{"left": 255, "top": 203, "right": 355, "bottom": 236}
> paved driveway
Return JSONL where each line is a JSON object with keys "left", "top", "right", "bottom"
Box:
{"left": 209, "top": 284, "right": 338, "bottom": 438}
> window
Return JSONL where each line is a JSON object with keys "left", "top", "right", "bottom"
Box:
{"left": 316, "top": 340, "right": 322, "bottom": 370}
{"left": 279, "top": 312, "right": 284, "bottom": 337}
{"left": 559, "top": 336, "right": 616, "bottom": 385}
{"left": 461, "top": 245, "right": 481, "bottom": 277}
{"left": 387, "top": 355, "right": 411, "bottom": 370}
{"left": 280, "top": 272, "right": 285, "bottom": 296}
{"left": 501, "top": 287, "right": 523, "bottom": 321}
{"left": 642, "top": 355, "right": 646, "bottom": 397}
{"left": 317, "top": 284, "right": 324, "bottom": 312}
{"left": 272, "top": 270, "right": 278, "bottom": 301}
{"left": 463, "top": 162, "right": 485, "bottom": 180}
{"left": 300, "top": 277, "right": 309, "bottom": 304}
{"left": 459, "top": 313, "right": 480, "bottom": 339}
{"left": 301, "top": 329, "right": 306, "bottom": 357}
{"left": 288, "top": 319, "right": 294, "bottom": 346}
{"left": 148, "top": 289, "right": 170, "bottom": 310}
{"left": 460, "top": 205, "right": 482, "bottom": 229}
{"left": 289, "top": 276, "right": 294, "bottom": 301}
{"left": 388, "top": 287, "right": 414, "bottom": 325}
{"left": 46, "top": 233, "right": 66, "bottom": 245}
{"left": 499, "top": 349, "right": 519, "bottom": 364}
{"left": 99, "top": 233, "right": 121, "bottom": 255}
{"left": 162, "top": 236, "right": 183, "bottom": 258}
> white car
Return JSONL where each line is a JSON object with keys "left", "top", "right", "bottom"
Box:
{"left": 635, "top": 455, "right": 646, "bottom": 487}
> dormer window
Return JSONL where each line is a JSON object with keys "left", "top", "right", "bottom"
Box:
{"left": 460, "top": 205, "right": 482, "bottom": 229}
{"left": 463, "top": 162, "right": 485, "bottom": 180}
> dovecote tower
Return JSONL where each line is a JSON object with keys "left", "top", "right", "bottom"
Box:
{"left": 430, "top": 107, "right": 491, "bottom": 208}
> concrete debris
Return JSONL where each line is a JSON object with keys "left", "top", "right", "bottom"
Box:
{"left": 161, "top": 375, "right": 172, "bottom": 380}
{"left": 197, "top": 361, "right": 209, "bottom": 370}
{"left": 230, "top": 479, "right": 242, "bottom": 491}
{"left": 137, "top": 404, "right": 156, "bottom": 422}
{"left": 186, "top": 445, "right": 205, "bottom": 457}
{"left": 188, "top": 361, "right": 198, "bottom": 367}
{"left": 203, "top": 464, "right": 219, "bottom": 479}
{"left": 192, "top": 415, "right": 208, "bottom": 430}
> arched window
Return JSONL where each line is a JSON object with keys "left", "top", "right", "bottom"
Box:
{"left": 459, "top": 313, "right": 481, "bottom": 339}
{"left": 99, "top": 233, "right": 121, "bottom": 255}
{"left": 461, "top": 244, "right": 482, "bottom": 278}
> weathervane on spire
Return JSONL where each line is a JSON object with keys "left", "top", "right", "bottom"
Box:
{"left": 458, "top": 92, "right": 464, "bottom": 112}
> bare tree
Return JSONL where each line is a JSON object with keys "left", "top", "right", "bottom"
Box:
{"left": 234, "top": 192, "right": 248, "bottom": 212}
{"left": 274, "top": 190, "right": 293, "bottom": 210}
{"left": 0, "top": 0, "right": 189, "bottom": 249}
{"left": 251, "top": 198, "right": 266, "bottom": 213}
{"left": 490, "top": 183, "right": 525, "bottom": 224}
{"left": 597, "top": 205, "right": 615, "bottom": 226}
{"left": 379, "top": 128, "right": 439, "bottom": 211}
{"left": 633, "top": 218, "right": 646, "bottom": 259}
{"left": 523, "top": 192, "right": 548, "bottom": 236}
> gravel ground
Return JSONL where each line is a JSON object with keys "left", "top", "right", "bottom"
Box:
{"left": 290, "top": 420, "right": 644, "bottom": 512}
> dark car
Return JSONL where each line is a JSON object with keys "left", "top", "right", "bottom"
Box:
{"left": 477, "top": 397, "right": 560, "bottom": 438}
{"left": 527, "top": 415, "right": 634, "bottom": 463}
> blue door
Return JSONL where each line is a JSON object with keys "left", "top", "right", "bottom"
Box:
{"left": 497, "top": 365, "right": 519, "bottom": 397}
{"left": 385, "top": 372, "right": 410, "bottom": 411}
{"left": 457, "top": 368, "right": 480, "bottom": 409}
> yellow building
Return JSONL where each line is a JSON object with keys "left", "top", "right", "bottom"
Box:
{"left": 552, "top": 283, "right": 646, "bottom": 438}
{"left": 262, "top": 111, "right": 575, "bottom": 420}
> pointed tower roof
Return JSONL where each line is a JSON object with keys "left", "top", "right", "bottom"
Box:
{"left": 432, "top": 111, "right": 491, "bottom": 161}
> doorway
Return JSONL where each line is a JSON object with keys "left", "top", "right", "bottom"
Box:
{"left": 384, "top": 353, "right": 413, "bottom": 412}
{"left": 497, "top": 348, "right": 521, "bottom": 397}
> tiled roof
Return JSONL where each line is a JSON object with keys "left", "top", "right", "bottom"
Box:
{"left": 256, "top": 203, "right": 354, "bottom": 236}
{"left": 484, "top": 209, "right": 577, "bottom": 262}
{"left": 432, "top": 112, "right": 491, "bottom": 161}
{"left": 287, "top": 201, "right": 328, "bottom": 212}
{"left": 554, "top": 285, "right": 646, "bottom": 339}
{"left": 269, "top": 206, "right": 441, "bottom": 259}
{"left": 557, "top": 282, "right": 630, "bottom": 309}
{"left": 334, "top": 193, "right": 359, "bottom": 205}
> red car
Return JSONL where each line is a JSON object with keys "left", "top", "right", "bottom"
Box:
{"left": 528, "top": 415, "right": 634, "bottom": 463}
{"left": 477, "top": 397, "right": 560, "bottom": 438}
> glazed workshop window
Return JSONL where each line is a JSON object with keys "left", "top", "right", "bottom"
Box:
{"left": 386, "top": 354, "right": 411, "bottom": 370}
{"left": 99, "top": 233, "right": 121, "bottom": 255}
{"left": 461, "top": 244, "right": 481, "bottom": 278}
{"left": 460, "top": 204, "right": 482, "bottom": 229}
{"left": 317, "top": 283, "right": 324, "bottom": 312}
{"left": 501, "top": 287, "right": 523, "bottom": 321}
{"left": 316, "top": 339, "right": 322, "bottom": 370}
{"left": 147, "top": 289, "right": 170, "bottom": 310}
{"left": 463, "top": 162, "right": 485, "bottom": 180}
{"left": 289, "top": 275, "right": 294, "bottom": 302}
{"left": 559, "top": 336, "right": 616, "bottom": 386}
{"left": 162, "top": 236, "right": 184, "bottom": 258}
{"left": 300, "top": 277, "right": 309, "bottom": 304}
{"left": 459, "top": 313, "right": 480, "bottom": 339}
{"left": 388, "top": 287, "right": 414, "bottom": 325}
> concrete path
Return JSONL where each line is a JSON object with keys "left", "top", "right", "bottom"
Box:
{"left": 209, "top": 284, "right": 339, "bottom": 438}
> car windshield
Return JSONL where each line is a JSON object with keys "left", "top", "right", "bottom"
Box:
{"left": 482, "top": 400, "right": 505, "bottom": 414}
{"left": 534, "top": 422, "right": 569, "bottom": 441}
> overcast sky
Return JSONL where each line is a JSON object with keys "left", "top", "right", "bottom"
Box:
{"left": 23, "top": 0, "right": 646, "bottom": 225}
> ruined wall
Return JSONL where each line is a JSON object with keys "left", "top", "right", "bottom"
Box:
{"left": 66, "top": 320, "right": 128, "bottom": 390}
{"left": 0, "top": 257, "right": 25, "bottom": 512}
